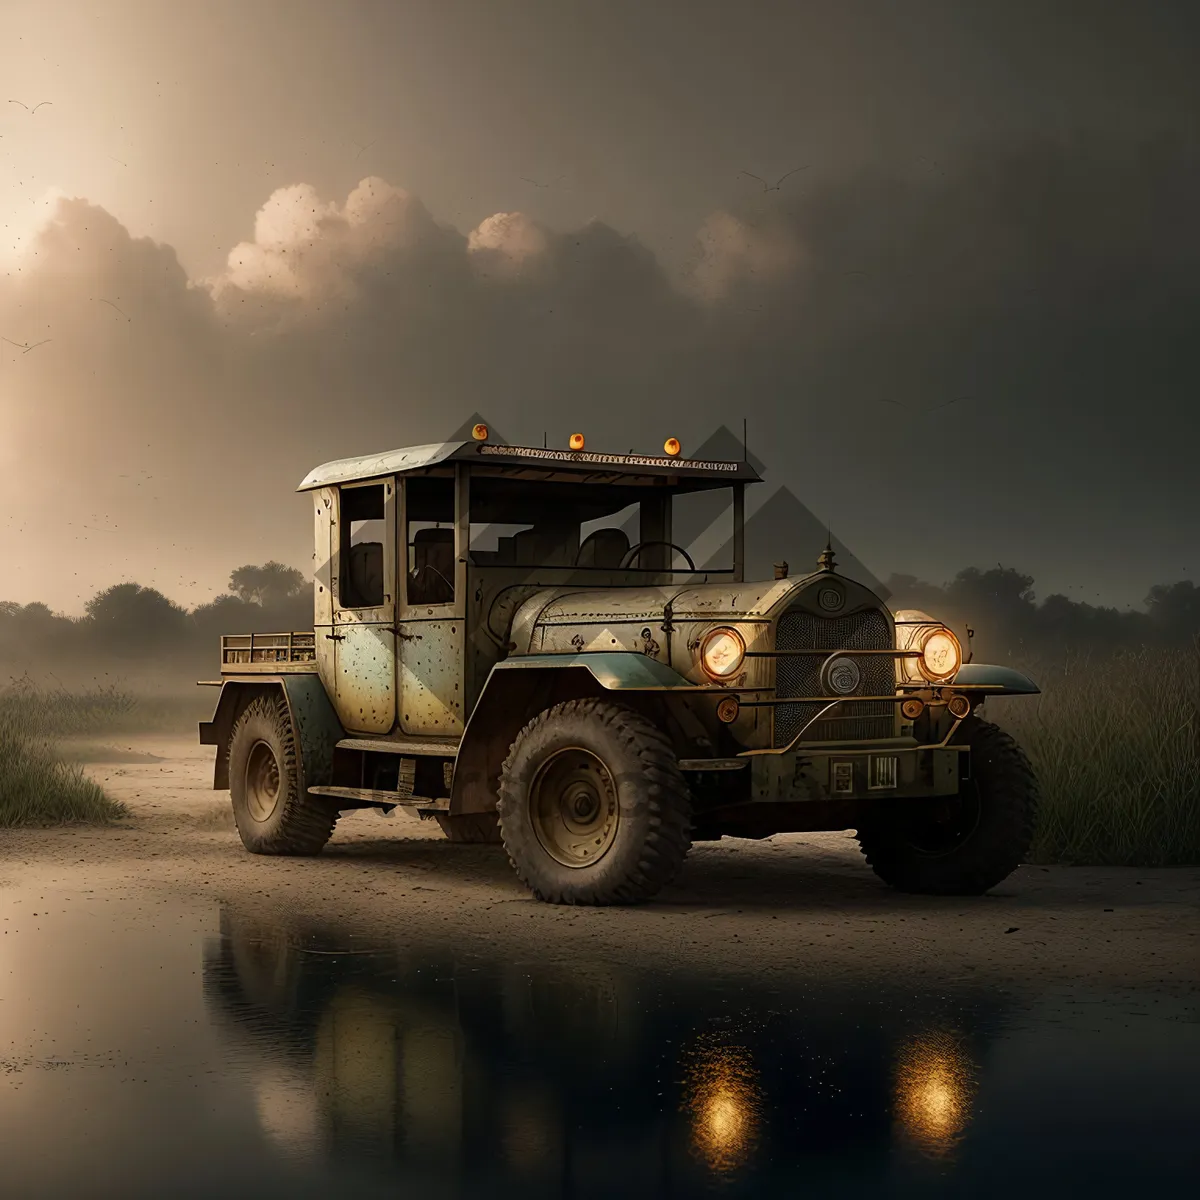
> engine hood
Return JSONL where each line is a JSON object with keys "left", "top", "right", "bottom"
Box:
{"left": 507, "top": 571, "right": 887, "bottom": 659}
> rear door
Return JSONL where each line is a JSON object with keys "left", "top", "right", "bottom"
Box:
{"left": 332, "top": 478, "right": 397, "bottom": 734}
{"left": 397, "top": 469, "right": 466, "bottom": 738}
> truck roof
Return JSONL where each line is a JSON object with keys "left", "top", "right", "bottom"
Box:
{"left": 296, "top": 440, "right": 763, "bottom": 492}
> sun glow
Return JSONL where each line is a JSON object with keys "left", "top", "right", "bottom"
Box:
{"left": 0, "top": 187, "right": 66, "bottom": 269}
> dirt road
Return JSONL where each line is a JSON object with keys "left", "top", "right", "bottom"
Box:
{"left": 4, "top": 732, "right": 1197, "bottom": 996}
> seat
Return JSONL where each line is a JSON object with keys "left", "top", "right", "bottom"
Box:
{"left": 409, "top": 527, "right": 454, "bottom": 604}
{"left": 346, "top": 541, "right": 384, "bottom": 607}
{"left": 576, "top": 527, "right": 631, "bottom": 569}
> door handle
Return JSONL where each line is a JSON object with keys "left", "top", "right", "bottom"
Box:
{"left": 391, "top": 626, "right": 423, "bottom": 642}
{"left": 325, "top": 633, "right": 345, "bottom": 642}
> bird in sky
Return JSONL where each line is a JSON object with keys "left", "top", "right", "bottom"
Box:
{"left": 92, "top": 298, "right": 130, "bottom": 321}
{"left": 8, "top": 100, "right": 52, "bottom": 113}
{"left": 739, "top": 166, "right": 809, "bottom": 192}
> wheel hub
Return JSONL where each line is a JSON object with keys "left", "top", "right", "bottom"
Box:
{"left": 245, "top": 740, "right": 283, "bottom": 822}
{"left": 530, "top": 748, "right": 619, "bottom": 869}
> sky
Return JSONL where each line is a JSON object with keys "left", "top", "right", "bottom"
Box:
{"left": 1, "top": 0, "right": 1198, "bottom": 614}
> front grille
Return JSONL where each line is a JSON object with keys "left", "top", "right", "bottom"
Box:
{"left": 774, "top": 607, "right": 895, "bottom": 747}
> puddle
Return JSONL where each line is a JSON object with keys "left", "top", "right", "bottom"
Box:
{"left": 0, "top": 886, "right": 1196, "bottom": 1199}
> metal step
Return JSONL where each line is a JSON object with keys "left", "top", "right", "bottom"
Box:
{"left": 308, "top": 785, "right": 448, "bottom": 812}
{"left": 336, "top": 735, "right": 460, "bottom": 757}
{"left": 678, "top": 758, "right": 748, "bottom": 772}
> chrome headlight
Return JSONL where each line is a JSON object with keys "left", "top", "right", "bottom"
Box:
{"left": 918, "top": 628, "right": 961, "bottom": 681}
{"left": 700, "top": 627, "right": 746, "bottom": 679}
{"left": 893, "top": 610, "right": 961, "bottom": 683}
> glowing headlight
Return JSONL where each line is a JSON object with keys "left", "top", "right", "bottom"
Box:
{"left": 919, "top": 629, "right": 962, "bottom": 681}
{"left": 701, "top": 628, "right": 746, "bottom": 679}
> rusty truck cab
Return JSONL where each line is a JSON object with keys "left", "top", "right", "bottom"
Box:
{"left": 304, "top": 440, "right": 757, "bottom": 741}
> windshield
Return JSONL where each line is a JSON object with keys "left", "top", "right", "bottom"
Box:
{"left": 467, "top": 475, "right": 738, "bottom": 573}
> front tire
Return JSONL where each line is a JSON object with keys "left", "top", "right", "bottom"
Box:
{"left": 228, "top": 695, "right": 338, "bottom": 856}
{"left": 856, "top": 717, "right": 1038, "bottom": 894}
{"left": 498, "top": 699, "right": 692, "bottom": 905}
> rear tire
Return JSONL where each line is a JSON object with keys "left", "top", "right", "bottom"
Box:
{"left": 228, "top": 695, "right": 338, "bottom": 855}
{"left": 498, "top": 699, "right": 692, "bottom": 905}
{"left": 856, "top": 717, "right": 1038, "bottom": 895}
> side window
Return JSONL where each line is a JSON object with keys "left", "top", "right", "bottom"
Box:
{"left": 406, "top": 477, "right": 456, "bottom": 605}
{"left": 339, "top": 484, "right": 386, "bottom": 609}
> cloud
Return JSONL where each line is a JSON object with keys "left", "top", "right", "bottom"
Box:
{"left": 467, "top": 211, "right": 549, "bottom": 271}
{"left": 689, "top": 210, "right": 806, "bottom": 301}
{"left": 211, "top": 176, "right": 451, "bottom": 314}
{"left": 0, "top": 130, "right": 1197, "bottom": 613}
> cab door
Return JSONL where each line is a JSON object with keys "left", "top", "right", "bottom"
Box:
{"left": 396, "top": 468, "right": 467, "bottom": 738}
{"left": 331, "top": 478, "right": 397, "bottom": 734}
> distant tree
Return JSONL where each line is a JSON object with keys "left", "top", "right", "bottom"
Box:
{"left": 83, "top": 583, "right": 189, "bottom": 653}
{"left": 1145, "top": 581, "right": 1200, "bottom": 642}
{"left": 228, "top": 561, "right": 307, "bottom": 608}
{"left": 884, "top": 573, "right": 949, "bottom": 613}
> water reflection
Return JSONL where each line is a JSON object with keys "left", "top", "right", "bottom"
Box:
{"left": 893, "top": 1031, "right": 978, "bottom": 1158}
{"left": 681, "top": 1036, "right": 763, "bottom": 1174}
{"left": 4, "top": 887, "right": 1193, "bottom": 1198}
{"left": 203, "top": 905, "right": 1014, "bottom": 1195}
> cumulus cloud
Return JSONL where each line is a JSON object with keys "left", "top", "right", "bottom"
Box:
{"left": 211, "top": 176, "right": 449, "bottom": 312}
{"left": 0, "top": 131, "right": 1197, "bottom": 613}
{"left": 467, "top": 211, "right": 549, "bottom": 269}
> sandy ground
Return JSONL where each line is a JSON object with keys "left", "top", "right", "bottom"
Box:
{"left": 3, "top": 732, "right": 1197, "bottom": 997}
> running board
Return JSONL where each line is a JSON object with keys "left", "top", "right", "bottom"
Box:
{"left": 336, "top": 736, "right": 460, "bottom": 757}
{"left": 678, "top": 758, "right": 748, "bottom": 771}
{"left": 307, "top": 785, "right": 448, "bottom": 813}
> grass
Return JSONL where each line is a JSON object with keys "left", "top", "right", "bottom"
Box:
{"left": 0, "top": 725, "right": 127, "bottom": 827}
{"left": 0, "top": 673, "right": 204, "bottom": 737}
{"left": 0, "top": 675, "right": 151, "bottom": 826}
{"left": 989, "top": 645, "right": 1200, "bottom": 866}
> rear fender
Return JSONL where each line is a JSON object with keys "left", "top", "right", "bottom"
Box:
{"left": 449, "top": 654, "right": 698, "bottom": 816}
{"left": 199, "top": 675, "right": 344, "bottom": 790}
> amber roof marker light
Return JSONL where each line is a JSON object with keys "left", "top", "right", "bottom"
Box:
{"left": 471, "top": 423, "right": 489, "bottom": 441}
{"left": 569, "top": 432, "right": 585, "bottom": 451}
{"left": 664, "top": 437, "right": 682, "bottom": 457}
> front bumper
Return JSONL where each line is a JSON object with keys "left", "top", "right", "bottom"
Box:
{"left": 747, "top": 741, "right": 966, "bottom": 803}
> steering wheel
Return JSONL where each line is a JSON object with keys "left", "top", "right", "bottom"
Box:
{"left": 573, "top": 528, "right": 627, "bottom": 567}
{"left": 619, "top": 540, "right": 696, "bottom": 571}
{"left": 409, "top": 563, "right": 454, "bottom": 601}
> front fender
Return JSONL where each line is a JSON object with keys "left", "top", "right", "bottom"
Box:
{"left": 491, "top": 651, "right": 693, "bottom": 690}
{"left": 448, "top": 653, "right": 698, "bottom": 817}
{"left": 951, "top": 663, "right": 1039, "bottom": 695}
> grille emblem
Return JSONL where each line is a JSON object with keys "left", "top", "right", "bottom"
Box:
{"left": 823, "top": 655, "right": 861, "bottom": 695}
{"left": 818, "top": 586, "right": 844, "bottom": 611}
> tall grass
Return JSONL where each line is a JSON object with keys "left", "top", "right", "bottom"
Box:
{"left": 0, "top": 675, "right": 137, "bottom": 826}
{"left": 0, "top": 726, "right": 127, "bottom": 826}
{"left": 0, "top": 673, "right": 204, "bottom": 737}
{"left": 989, "top": 645, "right": 1200, "bottom": 866}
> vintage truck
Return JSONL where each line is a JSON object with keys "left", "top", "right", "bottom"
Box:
{"left": 199, "top": 428, "right": 1040, "bottom": 905}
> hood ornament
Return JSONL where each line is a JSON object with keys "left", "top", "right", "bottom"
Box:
{"left": 818, "top": 540, "right": 837, "bottom": 573}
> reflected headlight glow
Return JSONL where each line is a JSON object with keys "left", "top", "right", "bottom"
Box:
{"left": 681, "top": 1037, "right": 762, "bottom": 1174}
{"left": 700, "top": 628, "right": 746, "bottom": 679}
{"left": 893, "top": 1031, "right": 978, "bottom": 1158}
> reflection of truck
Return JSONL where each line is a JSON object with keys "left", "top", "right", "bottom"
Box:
{"left": 199, "top": 429, "right": 1040, "bottom": 904}
{"left": 204, "top": 906, "right": 1005, "bottom": 1190}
